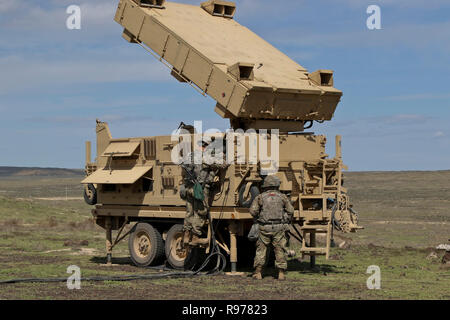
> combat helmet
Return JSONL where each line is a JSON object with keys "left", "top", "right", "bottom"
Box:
{"left": 262, "top": 175, "right": 281, "bottom": 188}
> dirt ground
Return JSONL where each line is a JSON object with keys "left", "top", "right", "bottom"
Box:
{"left": 0, "top": 171, "right": 449, "bottom": 300}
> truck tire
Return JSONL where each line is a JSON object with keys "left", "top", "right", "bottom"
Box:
{"left": 165, "top": 224, "right": 200, "bottom": 270}
{"left": 129, "top": 222, "right": 165, "bottom": 267}
{"left": 83, "top": 184, "right": 97, "bottom": 205}
{"left": 238, "top": 185, "right": 260, "bottom": 208}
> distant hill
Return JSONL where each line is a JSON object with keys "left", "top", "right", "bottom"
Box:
{"left": 0, "top": 167, "right": 84, "bottom": 177}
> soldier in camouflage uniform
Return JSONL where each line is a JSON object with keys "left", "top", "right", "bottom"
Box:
{"left": 250, "top": 175, "right": 294, "bottom": 280}
{"left": 181, "top": 140, "right": 228, "bottom": 245}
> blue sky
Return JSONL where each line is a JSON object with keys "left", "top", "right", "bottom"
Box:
{"left": 0, "top": 0, "right": 449, "bottom": 171}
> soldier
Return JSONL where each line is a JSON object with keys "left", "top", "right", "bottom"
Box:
{"left": 181, "top": 139, "right": 228, "bottom": 245}
{"left": 250, "top": 175, "right": 294, "bottom": 280}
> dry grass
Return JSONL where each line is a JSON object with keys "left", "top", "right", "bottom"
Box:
{"left": 0, "top": 171, "right": 448, "bottom": 300}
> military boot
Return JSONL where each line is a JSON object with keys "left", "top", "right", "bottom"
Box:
{"left": 278, "top": 269, "right": 286, "bottom": 281}
{"left": 190, "top": 234, "right": 209, "bottom": 246}
{"left": 252, "top": 267, "right": 263, "bottom": 280}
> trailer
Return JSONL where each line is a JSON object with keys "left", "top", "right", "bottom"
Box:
{"left": 82, "top": 0, "right": 362, "bottom": 271}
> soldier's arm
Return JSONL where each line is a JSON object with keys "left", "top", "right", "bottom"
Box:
{"left": 249, "top": 195, "right": 262, "bottom": 219}
{"left": 282, "top": 194, "right": 294, "bottom": 220}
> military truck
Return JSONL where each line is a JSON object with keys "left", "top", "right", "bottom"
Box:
{"left": 82, "top": 0, "right": 362, "bottom": 271}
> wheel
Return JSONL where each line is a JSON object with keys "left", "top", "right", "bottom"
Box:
{"left": 165, "top": 224, "right": 201, "bottom": 270}
{"left": 238, "top": 185, "right": 260, "bottom": 208}
{"left": 128, "top": 222, "right": 165, "bottom": 267}
{"left": 83, "top": 184, "right": 97, "bottom": 205}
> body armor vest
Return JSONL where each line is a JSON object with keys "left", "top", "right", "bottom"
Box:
{"left": 257, "top": 191, "right": 286, "bottom": 224}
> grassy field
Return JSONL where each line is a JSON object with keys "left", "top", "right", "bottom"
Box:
{"left": 0, "top": 171, "right": 449, "bottom": 300}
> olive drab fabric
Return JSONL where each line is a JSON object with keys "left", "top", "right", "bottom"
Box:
{"left": 182, "top": 151, "right": 228, "bottom": 188}
{"left": 182, "top": 150, "right": 228, "bottom": 236}
{"left": 183, "top": 186, "right": 208, "bottom": 236}
{"left": 179, "top": 184, "right": 187, "bottom": 200}
{"left": 250, "top": 190, "right": 294, "bottom": 225}
{"left": 262, "top": 175, "right": 281, "bottom": 188}
{"left": 250, "top": 189, "right": 294, "bottom": 271}
{"left": 254, "top": 230, "right": 288, "bottom": 270}
{"left": 247, "top": 223, "right": 260, "bottom": 242}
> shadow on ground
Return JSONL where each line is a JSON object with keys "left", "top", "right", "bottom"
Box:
{"left": 90, "top": 256, "right": 132, "bottom": 265}
{"left": 287, "top": 259, "right": 342, "bottom": 274}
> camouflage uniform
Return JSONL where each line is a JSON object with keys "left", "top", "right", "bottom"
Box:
{"left": 250, "top": 177, "right": 294, "bottom": 273}
{"left": 182, "top": 149, "right": 228, "bottom": 237}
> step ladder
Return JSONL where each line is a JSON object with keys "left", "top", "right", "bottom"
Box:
{"left": 300, "top": 222, "right": 332, "bottom": 267}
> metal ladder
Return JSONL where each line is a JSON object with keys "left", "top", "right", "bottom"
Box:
{"left": 300, "top": 221, "right": 332, "bottom": 267}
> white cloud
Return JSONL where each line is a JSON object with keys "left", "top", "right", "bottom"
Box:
{"left": 0, "top": 55, "right": 172, "bottom": 95}
{"left": 329, "top": 114, "right": 431, "bottom": 129}
{"left": 0, "top": 0, "right": 23, "bottom": 13}
{"left": 0, "top": 1, "right": 119, "bottom": 40}
{"left": 317, "top": 113, "right": 450, "bottom": 171}
{"left": 272, "top": 21, "right": 450, "bottom": 52}
{"left": 382, "top": 114, "right": 430, "bottom": 125}
{"left": 340, "top": 0, "right": 450, "bottom": 9}
{"left": 236, "top": 0, "right": 306, "bottom": 18}
{"left": 322, "top": 114, "right": 435, "bottom": 142}
{"left": 80, "top": 2, "right": 118, "bottom": 26}
{"left": 382, "top": 94, "right": 450, "bottom": 101}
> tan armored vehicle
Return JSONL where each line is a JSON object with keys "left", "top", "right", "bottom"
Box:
{"left": 83, "top": 0, "right": 362, "bottom": 271}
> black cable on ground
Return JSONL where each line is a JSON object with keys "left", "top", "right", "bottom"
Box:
{"left": 1, "top": 167, "right": 231, "bottom": 285}
{"left": 180, "top": 164, "right": 229, "bottom": 275}
{"left": 0, "top": 254, "right": 228, "bottom": 285}
{"left": 192, "top": 203, "right": 227, "bottom": 275}
{"left": 0, "top": 270, "right": 207, "bottom": 285}
{"left": 0, "top": 235, "right": 229, "bottom": 285}
{"left": 0, "top": 220, "right": 227, "bottom": 285}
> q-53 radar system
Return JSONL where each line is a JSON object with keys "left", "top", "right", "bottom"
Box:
{"left": 82, "top": 0, "right": 362, "bottom": 271}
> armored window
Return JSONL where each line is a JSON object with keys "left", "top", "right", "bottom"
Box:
{"left": 201, "top": 1, "right": 236, "bottom": 19}
{"left": 239, "top": 65, "right": 254, "bottom": 80}
{"left": 320, "top": 73, "right": 333, "bottom": 86}
{"left": 228, "top": 62, "right": 255, "bottom": 81}
{"left": 309, "top": 70, "right": 334, "bottom": 87}
{"left": 224, "top": 5, "right": 235, "bottom": 17}
{"left": 213, "top": 4, "right": 224, "bottom": 15}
